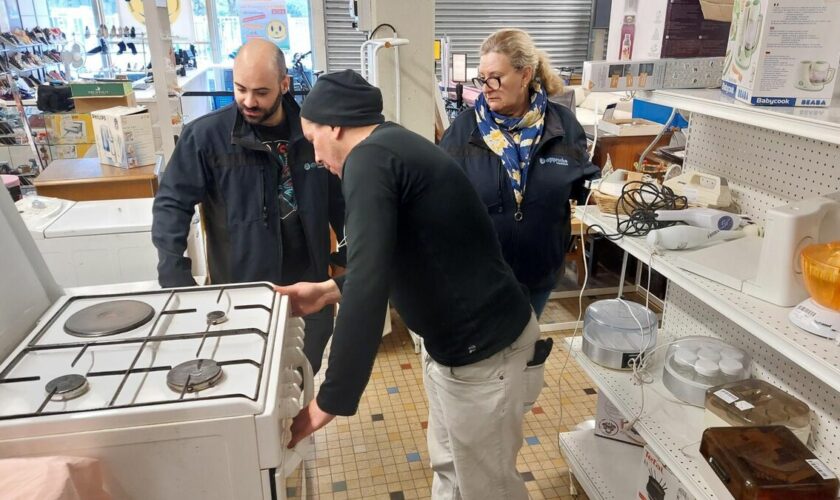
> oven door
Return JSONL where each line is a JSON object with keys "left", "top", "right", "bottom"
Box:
{"left": 263, "top": 457, "right": 306, "bottom": 500}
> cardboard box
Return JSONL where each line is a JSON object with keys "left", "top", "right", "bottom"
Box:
{"left": 594, "top": 393, "right": 646, "bottom": 446}
{"left": 70, "top": 81, "right": 133, "bottom": 98}
{"left": 74, "top": 93, "right": 137, "bottom": 114}
{"left": 598, "top": 117, "right": 664, "bottom": 137}
{"left": 90, "top": 106, "right": 156, "bottom": 169}
{"left": 700, "top": 0, "right": 734, "bottom": 22}
{"left": 637, "top": 446, "right": 697, "bottom": 500}
{"left": 583, "top": 57, "right": 724, "bottom": 92}
{"left": 721, "top": 0, "right": 840, "bottom": 107}
{"left": 608, "top": 0, "right": 730, "bottom": 60}
{"left": 45, "top": 113, "right": 94, "bottom": 145}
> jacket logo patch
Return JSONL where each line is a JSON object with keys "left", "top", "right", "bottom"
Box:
{"left": 539, "top": 157, "right": 569, "bottom": 167}
{"left": 303, "top": 162, "right": 325, "bottom": 171}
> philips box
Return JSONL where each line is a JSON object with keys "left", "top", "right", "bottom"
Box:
{"left": 721, "top": 0, "right": 840, "bottom": 107}
{"left": 91, "top": 106, "right": 156, "bottom": 169}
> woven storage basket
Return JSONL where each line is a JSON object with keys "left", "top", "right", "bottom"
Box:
{"left": 592, "top": 190, "right": 642, "bottom": 216}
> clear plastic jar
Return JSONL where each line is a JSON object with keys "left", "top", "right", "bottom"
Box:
{"left": 697, "top": 347, "right": 722, "bottom": 363}
{"left": 671, "top": 347, "right": 698, "bottom": 379}
{"left": 719, "top": 358, "right": 744, "bottom": 379}
{"left": 695, "top": 358, "right": 722, "bottom": 386}
{"left": 720, "top": 348, "right": 745, "bottom": 362}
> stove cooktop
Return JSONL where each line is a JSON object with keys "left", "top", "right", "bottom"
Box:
{"left": 0, "top": 283, "right": 280, "bottom": 421}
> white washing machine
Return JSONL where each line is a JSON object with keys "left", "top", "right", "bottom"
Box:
{"left": 14, "top": 196, "right": 205, "bottom": 288}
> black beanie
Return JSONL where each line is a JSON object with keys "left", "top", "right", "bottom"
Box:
{"left": 300, "top": 69, "right": 385, "bottom": 127}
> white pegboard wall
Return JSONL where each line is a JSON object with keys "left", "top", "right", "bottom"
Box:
{"left": 662, "top": 283, "right": 840, "bottom": 473}
{"left": 682, "top": 114, "right": 840, "bottom": 224}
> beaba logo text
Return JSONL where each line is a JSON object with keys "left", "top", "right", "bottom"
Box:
{"left": 801, "top": 99, "right": 826, "bottom": 106}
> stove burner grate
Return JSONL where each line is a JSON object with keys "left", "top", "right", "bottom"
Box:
{"left": 45, "top": 374, "right": 89, "bottom": 401}
{"left": 166, "top": 359, "right": 223, "bottom": 394}
{"left": 63, "top": 300, "right": 155, "bottom": 338}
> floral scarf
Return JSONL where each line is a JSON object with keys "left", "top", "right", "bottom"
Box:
{"left": 475, "top": 84, "right": 548, "bottom": 218}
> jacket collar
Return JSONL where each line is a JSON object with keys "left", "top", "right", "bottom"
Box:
{"left": 467, "top": 102, "right": 567, "bottom": 154}
{"left": 230, "top": 93, "right": 305, "bottom": 151}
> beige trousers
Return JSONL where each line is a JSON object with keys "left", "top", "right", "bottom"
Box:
{"left": 422, "top": 313, "right": 542, "bottom": 500}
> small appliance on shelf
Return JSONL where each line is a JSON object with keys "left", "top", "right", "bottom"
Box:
{"left": 789, "top": 241, "right": 840, "bottom": 340}
{"left": 582, "top": 299, "right": 657, "bottom": 370}
{"left": 661, "top": 336, "right": 750, "bottom": 406}
{"left": 704, "top": 379, "right": 811, "bottom": 444}
{"left": 700, "top": 426, "right": 839, "bottom": 500}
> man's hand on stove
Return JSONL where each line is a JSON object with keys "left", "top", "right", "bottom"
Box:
{"left": 274, "top": 280, "right": 341, "bottom": 317}
{"left": 288, "top": 399, "right": 335, "bottom": 448}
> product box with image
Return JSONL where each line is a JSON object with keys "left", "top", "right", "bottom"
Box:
{"left": 608, "top": 0, "right": 731, "bottom": 61}
{"left": 637, "top": 446, "right": 697, "bottom": 500}
{"left": 721, "top": 0, "right": 840, "bottom": 106}
{"left": 91, "top": 106, "right": 156, "bottom": 168}
{"left": 594, "top": 393, "right": 646, "bottom": 446}
{"left": 583, "top": 57, "right": 724, "bottom": 92}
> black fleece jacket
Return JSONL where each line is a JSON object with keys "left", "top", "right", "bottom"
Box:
{"left": 152, "top": 94, "right": 344, "bottom": 287}
{"left": 316, "top": 122, "right": 532, "bottom": 416}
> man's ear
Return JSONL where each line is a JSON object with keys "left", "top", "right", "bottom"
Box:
{"left": 330, "top": 126, "right": 343, "bottom": 140}
{"left": 281, "top": 75, "right": 291, "bottom": 94}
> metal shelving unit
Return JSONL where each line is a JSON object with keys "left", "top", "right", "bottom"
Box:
{"left": 563, "top": 337, "right": 735, "bottom": 500}
{"left": 561, "top": 91, "right": 840, "bottom": 499}
{"left": 638, "top": 89, "right": 840, "bottom": 146}
{"left": 558, "top": 428, "right": 643, "bottom": 500}
{"left": 574, "top": 206, "right": 840, "bottom": 394}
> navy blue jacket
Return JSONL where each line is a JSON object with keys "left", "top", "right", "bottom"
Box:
{"left": 439, "top": 102, "right": 599, "bottom": 292}
{"left": 152, "top": 94, "right": 345, "bottom": 287}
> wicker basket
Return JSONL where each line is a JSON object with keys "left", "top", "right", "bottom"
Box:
{"left": 592, "top": 190, "right": 640, "bottom": 216}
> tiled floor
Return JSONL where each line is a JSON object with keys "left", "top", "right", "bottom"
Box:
{"left": 296, "top": 295, "right": 619, "bottom": 500}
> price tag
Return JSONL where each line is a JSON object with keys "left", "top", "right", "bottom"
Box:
{"left": 805, "top": 459, "right": 837, "bottom": 480}
{"left": 734, "top": 400, "right": 754, "bottom": 411}
{"left": 714, "top": 389, "right": 739, "bottom": 404}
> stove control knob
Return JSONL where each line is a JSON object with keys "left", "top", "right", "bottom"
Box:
{"left": 283, "top": 368, "right": 303, "bottom": 386}
{"left": 282, "top": 382, "right": 302, "bottom": 400}
{"left": 286, "top": 346, "right": 307, "bottom": 368}
{"left": 284, "top": 335, "right": 304, "bottom": 350}
{"left": 287, "top": 317, "right": 305, "bottom": 331}
{"left": 279, "top": 397, "right": 302, "bottom": 418}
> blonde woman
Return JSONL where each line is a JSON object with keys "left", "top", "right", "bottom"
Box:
{"left": 440, "top": 29, "right": 599, "bottom": 317}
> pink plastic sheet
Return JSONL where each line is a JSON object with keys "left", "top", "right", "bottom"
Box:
{"left": 0, "top": 456, "right": 111, "bottom": 500}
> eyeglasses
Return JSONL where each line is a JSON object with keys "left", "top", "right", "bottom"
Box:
{"left": 471, "top": 75, "right": 503, "bottom": 90}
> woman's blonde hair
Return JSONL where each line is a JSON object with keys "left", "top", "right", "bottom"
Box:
{"left": 479, "top": 28, "right": 563, "bottom": 96}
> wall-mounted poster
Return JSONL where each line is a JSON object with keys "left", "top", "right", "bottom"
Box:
{"left": 120, "top": 0, "right": 195, "bottom": 41}
{"left": 240, "top": 0, "right": 290, "bottom": 51}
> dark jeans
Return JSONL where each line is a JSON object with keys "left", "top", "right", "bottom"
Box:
{"left": 302, "top": 304, "right": 335, "bottom": 375}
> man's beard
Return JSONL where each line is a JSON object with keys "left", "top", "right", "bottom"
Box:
{"left": 237, "top": 93, "right": 283, "bottom": 125}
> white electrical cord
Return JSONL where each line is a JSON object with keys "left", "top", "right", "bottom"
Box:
{"left": 555, "top": 195, "right": 677, "bottom": 442}
{"left": 556, "top": 190, "right": 595, "bottom": 432}
{"left": 589, "top": 97, "right": 599, "bottom": 161}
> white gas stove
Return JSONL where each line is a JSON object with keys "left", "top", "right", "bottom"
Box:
{"left": 0, "top": 189, "right": 311, "bottom": 499}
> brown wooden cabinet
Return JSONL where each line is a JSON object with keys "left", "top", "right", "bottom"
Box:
{"left": 33, "top": 157, "right": 162, "bottom": 201}
{"left": 591, "top": 132, "right": 672, "bottom": 170}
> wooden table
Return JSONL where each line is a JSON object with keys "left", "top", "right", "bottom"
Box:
{"left": 33, "top": 157, "right": 162, "bottom": 201}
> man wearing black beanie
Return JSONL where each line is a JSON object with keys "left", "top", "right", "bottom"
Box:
{"left": 277, "top": 69, "right": 543, "bottom": 500}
